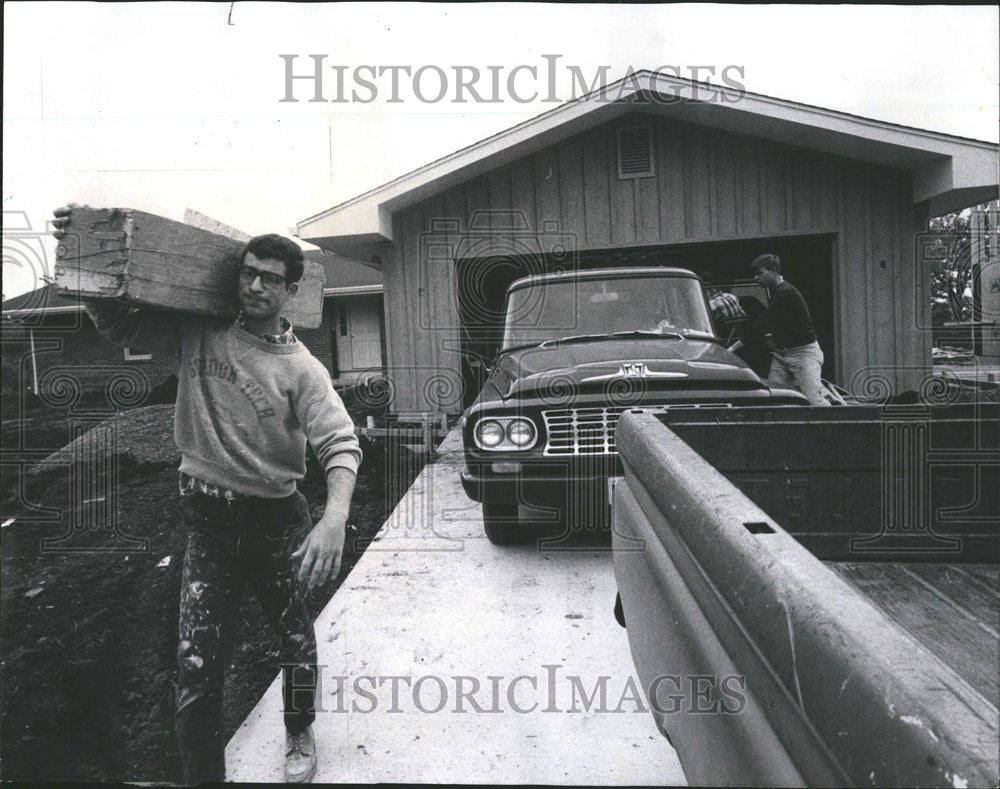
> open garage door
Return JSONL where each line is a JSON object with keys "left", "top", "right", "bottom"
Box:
{"left": 456, "top": 234, "right": 836, "bottom": 407}
{"left": 634, "top": 235, "right": 837, "bottom": 384}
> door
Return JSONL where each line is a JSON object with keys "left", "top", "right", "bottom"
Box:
{"left": 335, "top": 296, "right": 383, "bottom": 372}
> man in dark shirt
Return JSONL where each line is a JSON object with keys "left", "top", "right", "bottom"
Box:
{"left": 738, "top": 253, "right": 828, "bottom": 405}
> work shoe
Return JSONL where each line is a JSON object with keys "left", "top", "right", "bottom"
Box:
{"left": 285, "top": 725, "right": 317, "bottom": 783}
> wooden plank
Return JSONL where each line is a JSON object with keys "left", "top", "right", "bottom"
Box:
{"left": 840, "top": 162, "right": 871, "bottom": 383}
{"left": 54, "top": 207, "right": 325, "bottom": 328}
{"left": 557, "top": 136, "right": 586, "bottom": 245}
{"left": 706, "top": 131, "right": 719, "bottom": 237}
{"left": 712, "top": 133, "right": 738, "bottom": 237}
{"left": 738, "top": 137, "right": 762, "bottom": 236}
{"left": 440, "top": 186, "right": 469, "bottom": 336}
{"left": 400, "top": 205, "right": 433, "bottom": 412}
{"left": 760, "top": 143, "right": 787, "bottom": 233}
{"left": 636, "top": 169, "right": 661, "bottom": 243}
{"left": 815, "top": 154, "right": 840, "bottom": 229}
{"left": 533, "top": 146, "right": 561, "bottom": 234}
{"left": 421, "top": 193, "right": 463, "bottom": 414}
{"left": 381, "top": 216, "right": 412, "bottom": 412}
{"left": 509, "top": 157, "right": 537, "bottom": 237}
{"left": 684, "top": 128, "right": 712, "bottom": 239}
{"left": 181, "top": 207, "right": 251, "bottom": 242}
{"left": 869, "top": 170, "right": 896, "bottom": 381}
{"left": 790, "top": 149, "right": 813, "bottom": 229}
{"left": 829, "top": 562, "right": 999, "bottom": 703}
{"left": 581, "top": 127, "right": 612, "bottom": 247}
{"left": 895, "top": 173, "right": 928, "bottom": 391}
{"left": 658, "top": 119, "right": 686, "bottom": 242}
{"left": 907, "top": 563, "right": 1000, "bottom": 620}
{"left": 421, "top": 192, "right": 449, "bottom": 352}
{"left": 609, "top": 129, "right": 636, "bottom": 245}
{"left": 488, "top": 168, "right": 514, "bottom": 242}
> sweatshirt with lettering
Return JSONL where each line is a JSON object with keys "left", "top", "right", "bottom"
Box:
{"left": 85, "top": 303, "right": 362, "bottom": 498}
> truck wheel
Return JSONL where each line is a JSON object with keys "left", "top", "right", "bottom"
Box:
{"left": 483, "top": 500, "right": 520, "bottom": 545}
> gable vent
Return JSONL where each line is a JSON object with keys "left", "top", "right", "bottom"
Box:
{"left": 617, "top": 125, "right": 654, "bottom": 179}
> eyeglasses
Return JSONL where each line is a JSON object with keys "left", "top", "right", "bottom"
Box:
{"left": 239, "top": 265, "right": 286, "bottom": 289}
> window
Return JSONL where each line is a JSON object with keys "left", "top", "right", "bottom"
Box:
{"left": 123, "top": 347, "right": 152, "bottom": 362}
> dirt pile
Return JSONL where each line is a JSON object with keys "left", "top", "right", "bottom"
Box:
{"left": 28, "top": 404, "right": 179, "bottom": 475}
{"left": 1, "top": 403, "right": 426, "bottom": 782}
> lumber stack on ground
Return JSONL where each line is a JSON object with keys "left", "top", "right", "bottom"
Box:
{"left": 53, "top": 207, "right": 325, "bottom": 328}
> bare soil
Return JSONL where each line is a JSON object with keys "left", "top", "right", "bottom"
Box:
{"left": 0, "top": 395, "right": 426, "bottom": 782}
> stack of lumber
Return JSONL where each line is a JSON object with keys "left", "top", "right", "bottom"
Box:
{"left": 53, "top": 207, "right": 325, "bottom": 328}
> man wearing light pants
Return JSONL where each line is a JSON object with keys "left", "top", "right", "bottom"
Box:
{"left": 741, "top": 253, "right": 828, "bottom": 405}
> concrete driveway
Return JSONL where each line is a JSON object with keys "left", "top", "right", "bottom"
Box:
{"left": 226, "top": 429, "right": 684, "bottom": 784}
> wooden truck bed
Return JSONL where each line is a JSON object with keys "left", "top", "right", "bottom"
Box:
{"left": 829, "top": 561, "right": 999, "bottom": 703}
{"left": 612, "top": 404, "right": 999, "bottom": 787}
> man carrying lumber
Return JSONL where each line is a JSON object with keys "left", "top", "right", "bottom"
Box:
{"left": 53, "top": 206, "right": 362, "bottom": 783}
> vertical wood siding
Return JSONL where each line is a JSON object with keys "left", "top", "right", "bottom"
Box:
{"left": 382, "top": 114, "right": 924, "bottom": 412}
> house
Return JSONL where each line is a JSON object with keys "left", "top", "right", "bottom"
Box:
{"left": 300, "top": 250, "right": 385, "bottom": 386}
{"left": 296, "top": 71, "right": 999, "bottom": 415}
{"left": 1, "top": 249, "right": 385, "bottom": 405}
{"left": 1, "top": 283, "right": 156, "bottom": 407}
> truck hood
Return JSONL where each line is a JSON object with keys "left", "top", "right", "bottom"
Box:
{"left": 484, "top": 338, "right": 764, "bottom": 401}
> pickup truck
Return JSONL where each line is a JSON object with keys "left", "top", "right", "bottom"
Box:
{"left": 612, "top": 404, "right": 999, "bottom": 787}
{"left": 460, "top": 267, "right": 808, "bottom": 544}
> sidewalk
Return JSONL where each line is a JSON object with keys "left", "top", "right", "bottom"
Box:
{"left": 226, "top": 428, "right": 684, "bottom": 784}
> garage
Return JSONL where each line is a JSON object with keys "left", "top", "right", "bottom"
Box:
{"left": 297, "top": 71, "right": 998, "bottom": 415}
{"left": 454, "top": 234, "right": 836, "bottom": 404}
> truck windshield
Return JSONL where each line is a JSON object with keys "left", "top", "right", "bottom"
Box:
{"left": 501, "top": 275, "right": 713, "bottom": 350}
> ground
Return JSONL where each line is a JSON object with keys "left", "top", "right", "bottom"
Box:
{"left": 2, "top": 370, "right": 996, "bottom": 782}
{"left": 0, "top": 393, "right": 426, "bottom": 782}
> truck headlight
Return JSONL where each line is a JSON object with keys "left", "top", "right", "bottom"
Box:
{"left": 473, "top": 416, "right": 539, "bottom": 450}
{"left": 477, "top": 420, "right": 505, "bottom": 448}
{"left": 506, "top": 419, "right": 536, "bottom": 447}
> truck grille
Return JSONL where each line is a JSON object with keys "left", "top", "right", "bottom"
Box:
{"left": 542, "top": 404, "right": 732, "bottom": 456}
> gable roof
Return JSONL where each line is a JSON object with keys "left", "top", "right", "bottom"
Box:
{"left": 2, "top": 284, "right": 83, "bottom": 318}
{"left": 310, "top": 250, "right": 383, "bottom": 295}
{"left": 298, "top": 70, "right": 998, "bottom": 258}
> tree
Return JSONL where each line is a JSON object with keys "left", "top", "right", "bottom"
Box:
{"left": 927, "top": 209, "right": 974, "bottom": 327}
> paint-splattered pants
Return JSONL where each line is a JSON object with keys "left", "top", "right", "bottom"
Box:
{"left": 174, "top": 490, "right": 317, "bottom": 783}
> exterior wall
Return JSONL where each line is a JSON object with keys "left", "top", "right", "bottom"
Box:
{"left": 295, "top": 307, "right": 334, "bottom": 373}
{"left": 2, "top": 299, "right": 348, "bottom": 408}
{"left": 382, "top": 112, "right": 929, "bottom": 413}
{"left": 2, "top": 314, "right": 177, "bottom": 407}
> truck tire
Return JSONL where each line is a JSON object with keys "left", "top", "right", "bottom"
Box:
{"left": 483, "top": 500, "right": 520, "bottom": 545}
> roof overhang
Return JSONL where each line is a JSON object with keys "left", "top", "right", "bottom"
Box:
{"left": 2, "top": 305, "right": 84, "bottom": 319}
{"left": 299, "top": 70, "right": 999, "bottom": 258}
{"left": 323, "top": 284, "right": 383, "bottom": 297}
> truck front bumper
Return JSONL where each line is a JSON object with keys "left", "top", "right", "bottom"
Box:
{"left": 461, "top": 461, "right": 619, "bottom": 511}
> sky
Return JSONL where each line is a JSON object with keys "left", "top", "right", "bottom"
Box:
{"left": 3, "top": 2, "right": 998, "bottom": 299}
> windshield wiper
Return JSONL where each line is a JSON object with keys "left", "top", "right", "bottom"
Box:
{"left": 499, "top": 341, "right": 549, "bottom": 354}
{"left": 503, "top": 329, "right": 718, "bottom": 352}
{"left": 681, "top": 330, "right": 725, "bottom": 344}
{"left": 540, "top": 333, "right": 614, "bottom": 347}
{"left": 500, "top": 334, "right": 611, "bottom": 351}
{"left": 606, "top": 330, "right": 686, "bottom": 341}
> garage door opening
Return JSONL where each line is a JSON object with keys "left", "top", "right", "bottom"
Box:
{"left": 456, "top": 234, "right": 836, "bottom": 407}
